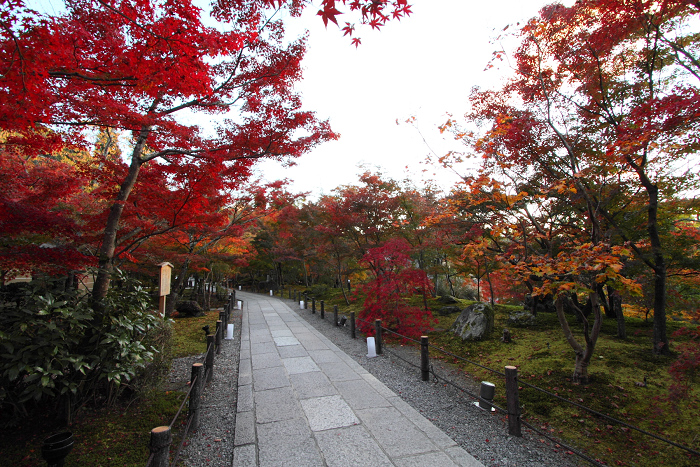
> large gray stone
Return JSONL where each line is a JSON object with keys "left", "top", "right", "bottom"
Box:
{"left": 508, "top": 310, "right": 536, "bottom": 327}
{"left": 450, "top": 303, "right": 494, "bottom": 341}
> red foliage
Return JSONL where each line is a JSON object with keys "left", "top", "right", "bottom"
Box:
{"left": 0, "top": 1, "right": 343, "bottom": 297}
{"left": 357, "top": 238, "right": 435, "bottom": 339}
{"left": 0, "top": 145, "right": 94, "bottom": 278}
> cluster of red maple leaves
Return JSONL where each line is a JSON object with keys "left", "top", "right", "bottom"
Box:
{"left": 0, "top": 1, "right": 407, "bottom": 303}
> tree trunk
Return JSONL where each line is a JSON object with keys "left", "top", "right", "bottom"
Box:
{"left": 652, "top": 260, "right": 668, "bottom": 354}
{"left": 610, "top": 288, "right": 626, "bottom": 339}
{"left": 627, "top": 156, "right": 669, "bottom": 354}
{"left": 598, "top": 285, "right": 616, "bottom": 319}
{"left": 572, "top": 352, "right": 590, "bottom": 384}
{"left": 337, "top": 261, "right": 350, "bottom": 305}
{"left": 486, "top": 265, "right": 495, "bottom": 306}
{"left": 303, "top": 259, "right": 309, "bottom": 287}
{"left": 555, "top": 292, "right": 602, "bottom": 384}
{"left": 166, "top": 259, "right": 190, "bottom": 316}
{"left": 90, "top": 125, "right": 151, "bottom": 313}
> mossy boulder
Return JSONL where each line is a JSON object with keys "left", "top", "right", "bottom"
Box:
{"left": 508, "top": 310, "right": 537, "bottom": 327}
{"left": 175, "top": 300, "right": 204, "bottom": 317}
{"left": 450, "top": 303, "right": 494, "bottom": 341}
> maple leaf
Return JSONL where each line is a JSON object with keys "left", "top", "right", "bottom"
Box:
{"left": 342, "top": 22, "right": 355, "bottom": 37}
{"left": 351, "top": 37, "right": 361, "bottom": 47}
{"left": 317, "top": 5, "right": 343, "bottom": 27}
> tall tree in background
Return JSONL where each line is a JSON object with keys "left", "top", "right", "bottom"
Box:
{"left": 443, "top": 0, "right": 700, "bottom": 355}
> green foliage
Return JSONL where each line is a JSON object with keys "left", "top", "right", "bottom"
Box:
{"left": 309, "top": 284, "right": 330, "bottom": 298}
{"left": 0, "top": 271, "right": 166, "bottom": 421}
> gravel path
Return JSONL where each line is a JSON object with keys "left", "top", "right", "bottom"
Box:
{"left": 169, "top": 309, "right": 242, "bottom": 467}
{"left": 168, "top": 299, "right": 585, "bottom": 467}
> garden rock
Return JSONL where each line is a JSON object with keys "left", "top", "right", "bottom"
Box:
{"left": 176, "top": 300, "right": 204, "bottom": 317}
{"left": 450, "top": 303, "right": 494, "bottom": 340}
{"left": 508, "top": 310, "right": 537, "bottom": 327}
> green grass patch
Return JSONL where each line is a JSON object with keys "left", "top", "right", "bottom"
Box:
{"left": 171, "top": 310, "right": 225, "bottom": 358}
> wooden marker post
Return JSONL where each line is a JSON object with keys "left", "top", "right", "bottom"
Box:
{"left": 157, "top": 262, "right": 173, "bottom": 317}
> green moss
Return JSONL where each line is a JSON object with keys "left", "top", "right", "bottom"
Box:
{"left": 171, "top": 310, "right": 222, "bottom": 358}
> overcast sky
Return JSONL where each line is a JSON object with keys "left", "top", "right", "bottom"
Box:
{"left": 254, "top": 0, "right": 562, "bottom": 198}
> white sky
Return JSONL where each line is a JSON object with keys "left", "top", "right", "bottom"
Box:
{"left": 255, "top": 0, "right": 562, "bottom": 198}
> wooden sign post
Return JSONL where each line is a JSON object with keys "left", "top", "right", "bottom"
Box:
{"left": 158, "top": 262, "right": 173, "bottom": 317}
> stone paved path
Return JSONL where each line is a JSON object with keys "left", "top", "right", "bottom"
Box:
{"left": 232, "top": 291, "right": 484, "bottom": 467}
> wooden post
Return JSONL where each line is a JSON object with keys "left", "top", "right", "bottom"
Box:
{"left": 375, "top": 319, "right": 383, "bottom": 355}
{"left": 215, "top": 320, "right": 222, "bottom": 355}
{"left": 149, "top": 426, "right": 172, "bottom": 467}
{"left": 334, "top": 305, "right": 339, "bottom": 326}
{"left": 206, "top": 335, "right": 215, "bottom": 384}
{"left": 421, "top": 336, "right": 430, "bottom": 381}
{"left": 505, "top": 365, "right": 522, "bottom": 436}
{"left": 220, "top": 310, "right": 227, "bottom": 330}
{"left": 189, "top": 363, "right": 204, "bottom": 431}
{"left": 312, "top": 298, "right": 316, "bottom": 314}
{"left": 350, "top": 312, "right": 356, "bottom": 339}
{"left": 320, "top": 300, "right": 325, "bottom": 319}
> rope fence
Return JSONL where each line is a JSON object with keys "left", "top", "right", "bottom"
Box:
{"left": 264, "top": 288, "right": 700, "bottom": 466}
{"left": 145, "top": 291, "right": 238, "bottom": 467}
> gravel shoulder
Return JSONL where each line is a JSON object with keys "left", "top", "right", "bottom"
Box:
{"left": 167, "top": 298, "right": 585, "bottom": 467}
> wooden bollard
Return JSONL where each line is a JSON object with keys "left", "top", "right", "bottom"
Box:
{"left": 206, "top": 334, "right": 215, "bottom": 383}
{"left": 505, "top": 365, "right": 522, "bottom": 436}
{"left": 350, "top": 312, "right": 356, "bottom": 339}
{"left": 334, "top": 305, "right": 338, "bottom": 326}
{"left": 215, "top": 320, "right": 222, "bottom": 355}
{"left": 189, "top": 363, "right": 204, "bottom": 431}
{"left": 375, "top": 319, "right": 383, "bottom": 354}
{"left": 320, "top": 300, "right": 325, "bottom": 319}
{"left": 421, "top": 336, "right": 430, "bottom": 381}
{"left": 149, "top": 426, "right": 172, "bottom": 467}
{"left": 220, "top": 311, "right": 227, "bottom": 330}
{"left": 312, "top": 298, "right": 316, "bottom": 314}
